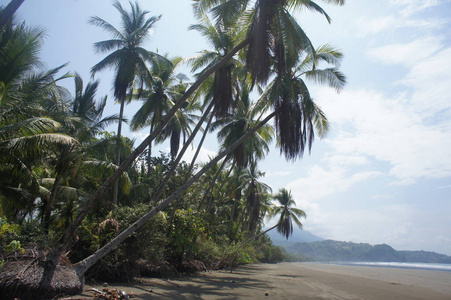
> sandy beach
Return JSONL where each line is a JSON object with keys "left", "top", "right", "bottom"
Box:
{"left": 76, "top": 263, "right": 451, "bottom": 299}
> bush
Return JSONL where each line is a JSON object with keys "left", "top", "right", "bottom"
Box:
{"left": 70, "top": 204, "right": 167, "bottom": 281}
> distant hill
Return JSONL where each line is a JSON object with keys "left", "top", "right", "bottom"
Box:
{"left": 267, "top": 228, "right": 324, "bottom": 246}
{"left": 283, "top": 240, "right": 451, "bottom": 264}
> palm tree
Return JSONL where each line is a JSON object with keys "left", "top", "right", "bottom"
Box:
{"left": 40, "top": 74, "right": 119, "bottom": 233}
{"left": 187, "top": 11, "right": 245, "bottom": 118}
{"left": 47, "top": 1, "right": 346, "bottom": 286}
{"left": 131, "top": 56, "right": 188, "bottom": 175}
{"left": 0, "top": 18, "right": 76, "bottom": 221}
{"left": 240, "top": 161, "right": 272, "bottom": 235}
{"left": 215, "top": 89, "right": 273, "bottom": 168}
{"left": 193, "top": 0, "right": 345, "bottom": 84}
{"left": 90, "top": 0, "right": 161, "bottom": 205}
{"left": 268, "top": 188, "right": 306, "bottom": 239}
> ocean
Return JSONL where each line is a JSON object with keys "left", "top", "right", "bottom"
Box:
{"left": 336, "top": 261, "right": 451, "bottom": 272}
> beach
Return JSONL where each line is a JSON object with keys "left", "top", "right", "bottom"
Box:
{"left": 76, "top": 263, "right": 451, "bottom": 299}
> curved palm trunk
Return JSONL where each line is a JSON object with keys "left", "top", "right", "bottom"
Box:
{"left": 199, "top": 155, "right": 229, "bottom": 211}
{"left": 73, "top": 111, "right": 276, "bottom": 276}
{"left": 206, "top": 160, "right": 234, "bottom": 212}
{"left": 0, "top": 0, "right": 25, "bottom": 29}
{"left": 49, "top": 38, "right": 250, "bottom": 266}
{"left": 186, "top": 110, "right": 214, "bottom": 177}
{"left": 151, "top": 100, "right": 215, "bottom": 202}
{"left": 216, "top": 224, "right": 278, "bottom": 270}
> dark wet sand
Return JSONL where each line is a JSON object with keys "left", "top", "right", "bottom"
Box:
{"left": 73, "top": 262, "right": 451, "bottom": 299}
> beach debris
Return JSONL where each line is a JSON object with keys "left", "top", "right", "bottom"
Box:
{"left": 90, "top": 287, "right": 134, "bottom": 299}
{"left": 265, "top": 292, "right": 269, "bottom": 296}
{"left": 103, "top": 282, "right": 109, "bottom": 287}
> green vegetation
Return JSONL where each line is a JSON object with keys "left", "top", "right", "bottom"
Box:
{"left": 284, "top": 240, "right": 451, "bottom": 263}
{"left": 0, "top": 0, "right": 346, "bottom": 298}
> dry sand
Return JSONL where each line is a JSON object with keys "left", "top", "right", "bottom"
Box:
{"left": 75, "top": 262, "right": 451, "bottom": 299}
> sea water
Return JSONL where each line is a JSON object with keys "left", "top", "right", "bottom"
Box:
{"left": 336, "top": 261, "right": 451, "bottom": 272}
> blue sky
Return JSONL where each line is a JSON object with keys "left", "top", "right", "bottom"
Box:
{"left": 16, "top": 0, "right": 451, "bottom": 255}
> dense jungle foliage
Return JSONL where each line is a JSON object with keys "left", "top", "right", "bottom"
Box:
{"left": 0, "top": 0, "right": 345, "bottom": 283}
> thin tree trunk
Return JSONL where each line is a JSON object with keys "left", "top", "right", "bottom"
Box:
{"left": 217, "top": 224, "right": 278, "bottom": 269}
{"left": 206, "top": 160, "right": 234, "bottom": 212}
{"left": 51, "top": 38, "right": 250, "bottom": 263}
{"left": 147, "top": 120, "right": 154, "bottom": 179}
{"left": 200, "top": 156, "right": 229, "bottom": 211}
{"left": 0, "top": 0, "right": 25, "bottom": 29}
{"left": 43, "top": 171, "right": 63, "bottom": 234}
{"left": 186, "top": 110, "right": 214, "bottom": 177}
{"left": 112, "top": 100, "right": 125, "bottom": 207}
{"left": 73, "top": 111, "right": 276, "bottom": 276}
{"left": 151, "top": 100, "right": 215, "bottom": 202}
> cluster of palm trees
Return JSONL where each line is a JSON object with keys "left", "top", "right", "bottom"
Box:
{"left": 0, "top": 0, "right": 346, "bottom": 289}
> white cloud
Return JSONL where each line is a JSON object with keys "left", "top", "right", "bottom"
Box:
{"left": 325, "top": 154, "right": 370, "bottom": 167}
{"left": 180, "top": 146, "right": 217, "bottom": 165}
{"left": 399, "top": 47, "right": 451, "bottom": 117}
{"left": 303, "top": 203, "right": 451, "bottom": 254}
{"left": 389, "top": 0, "right": 446, "bottom": 17}
{"left": 266, "top": 171, "right": 294, "bottom": 177}
{"left": 286, "top": 165, "right": 381, "bottom": 202}
{"left": 367, "top": 37, "right": 443, "bottom": 66}
{"left": 316, "top": 88, "right": 451, "bottom": 184}
{"left": 355, "top": 16, "right": 396, "bottom": 37}
{"left": 354, "top": 1, "right": 448, "bottom": 38}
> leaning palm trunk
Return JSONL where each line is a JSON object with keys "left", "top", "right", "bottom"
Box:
{"left": 216, "top": 224, "right": 278, "bottom": 269}
{"left": 187, "top": 109, "right": 214, "bottom": 176}
{"left": 73, "top": 111, "right": 276, "bottom": 275}
{"left": 200, "top": 154, "right": 229, "bottom": 210}
{"left": 151, "top": 100, "right": 215, "bottom": 202}
{"left": 49, "top": 38, "right": 250, "bottom": 262}
{"left": 0, "top": 0, "right": 25, "bottom": 29}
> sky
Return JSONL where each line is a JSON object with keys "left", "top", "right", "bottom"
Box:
{"left": 13, "top": 0, "right": 451, "bottom": 255}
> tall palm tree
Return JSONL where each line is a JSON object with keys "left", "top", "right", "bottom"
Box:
{"left": 193, "top": 0, "right": 345, "bottom": 84}
{"left": 187, "top": 11, "right": 245, "bottom": 118}
{"left": 214, "top": 88, "right": 273, "bottom": 167}
{"left": 131, "top": 56, "right": 188, "bottom": 174}
{"left": 0, "top": 17, "right": 75, "bottom": 221}
{"left": 90, "top": 0, "right": 161, "bottom": 205}
{"left": 49, "top": 1, "right": 346, "bottom": 285}
{"left": 40, "top": 74, "right": 119, "bottom": 233}
{"left": 269, "top": 188, "right": 306, "bottom": 239}
{"left": 240, "top": 161, "right": 272, "bottom": 235}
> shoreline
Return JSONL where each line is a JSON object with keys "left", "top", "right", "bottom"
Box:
{"left": 74, "top": 262, "right": 451, "bottom": 299}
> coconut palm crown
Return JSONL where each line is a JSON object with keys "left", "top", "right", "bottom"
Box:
{"left": 269, "top": 188, "right": 306, "bottom": 239}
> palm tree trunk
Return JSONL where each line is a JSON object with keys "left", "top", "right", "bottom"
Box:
{"left": 43, "top": 171, "right": 63, "bottom": 234}
{"left": 51, "top": 38, "right": 250, "bottom": 263}
{"left": 186, "top": 110, "right": 214, "bottom": 177}
{"left": 73, "top": 111, "right": 276, "bottom": 276}
{"left": 216, "top": 224, "right": 278, "bottom": 269}
{"left": 151, "top": 100, "right": 215, "bottom": 201}
{"left": 112, "top": 100, "right": 125, "bottom": 206}
{"left": 147, "top": 120, "right": 155, "bottom": 179}
{"left": 0, "top": 0, "right": 25, "bottom": 29}
{"left": 200, "top": 155, "right": 229, "bottom": 211}
{"left": 241, "top": 224, "right": 278, "bottom": 247}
